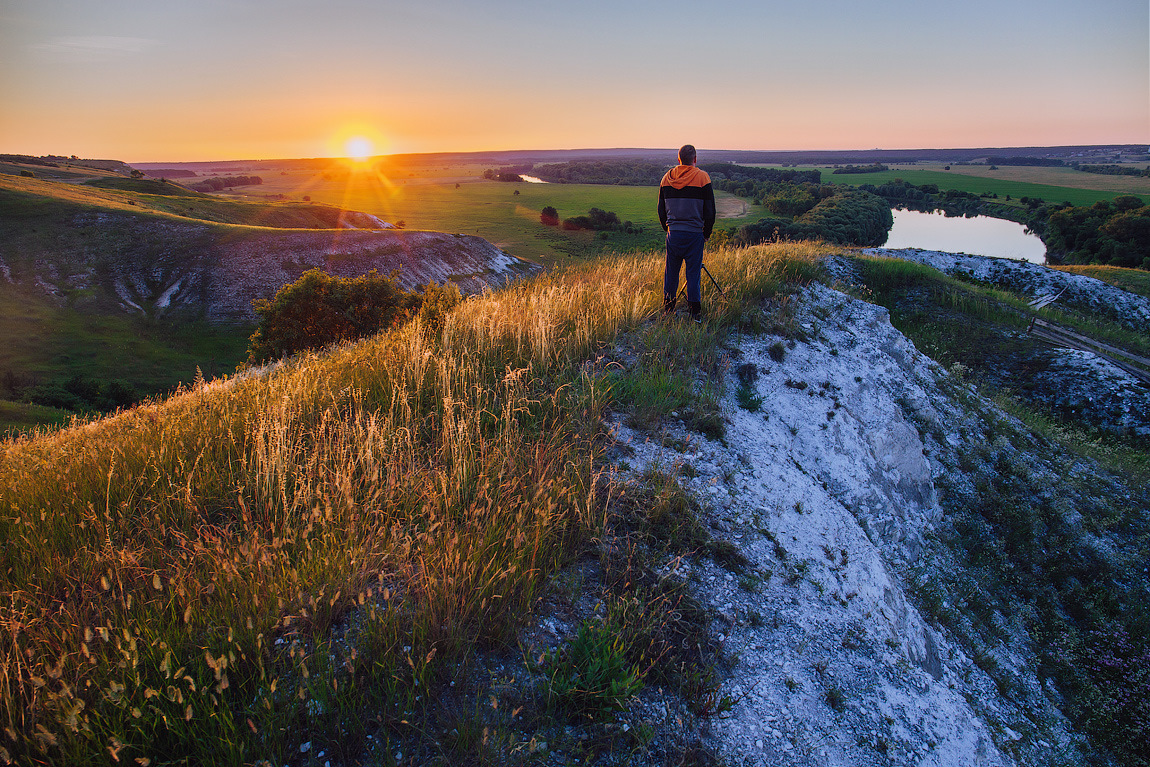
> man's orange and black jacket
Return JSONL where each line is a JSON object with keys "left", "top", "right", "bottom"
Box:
{"left": 658, "top": 165, "right": 716, "bottom": 238}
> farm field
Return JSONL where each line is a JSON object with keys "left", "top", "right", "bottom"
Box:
{"left": 811, "top": 164, "right": 1150, "bottom": 207}
{"left": 917, "top": 162, "right": 1150, "bottom": 194}
{"left": 232, "top": 167, "right": 761, "bottom": 265}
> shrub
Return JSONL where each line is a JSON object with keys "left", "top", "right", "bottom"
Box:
{"left": 540, "top": 206, "right": 559, "bottom": 226}
{"left": 415, "top": 281, "right": 462, "bottom": 335}
{"left": 247, "top": 269, "right": 419, "bottom": 363}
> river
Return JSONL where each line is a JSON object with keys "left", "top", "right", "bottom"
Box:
{"left": 883, "top": 209, "right": 1047, "bottom": 264}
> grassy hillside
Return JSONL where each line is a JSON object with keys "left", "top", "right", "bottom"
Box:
{"left": 2, "top": 171, "right": 612, "bottom": 431}
{"left": 0, "top": 173, "right": 376, "bottom": 230}
{"left": 0, "top": 242, "right": 821, "bottom": 765}
{"left": 2, "top": 240, "right": 1146, "bottom": 764}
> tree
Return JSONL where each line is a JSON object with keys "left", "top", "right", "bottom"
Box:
{"left": 540, "top": 206, "right": 559, "bottom": 226}
{"left": 247, "top": 269, "right": 419, "bottom": 363}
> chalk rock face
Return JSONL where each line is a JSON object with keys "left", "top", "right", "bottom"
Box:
{"left": 610, "top": 283, "right": 1032, "bottom": 766}
{"left": 774, "top": 291, "right": 944, "bottom": 566}
{"left": 207, "top": 229, "right": 540, "bottom": 322}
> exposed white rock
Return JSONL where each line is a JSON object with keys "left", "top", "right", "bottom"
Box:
{"left": 609, "top": 283, "right": 1077, "bottom": 766}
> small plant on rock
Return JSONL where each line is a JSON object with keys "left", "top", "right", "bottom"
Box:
{"left": 543, "top": 620, "right": 642, "bottom": 717}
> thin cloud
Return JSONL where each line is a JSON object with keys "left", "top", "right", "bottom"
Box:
{"left": 32, "top": 36, "right": 159, "bottom": 62}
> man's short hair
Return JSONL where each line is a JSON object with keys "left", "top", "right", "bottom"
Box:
{"left": 678, "top": 144, "right": 696, "bottom": 165}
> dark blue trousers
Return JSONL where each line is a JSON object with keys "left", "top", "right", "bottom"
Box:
{"left": 664, "top": 229, "right": 705, "bottom": 303}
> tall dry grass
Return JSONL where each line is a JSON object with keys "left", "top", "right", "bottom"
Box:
{"left": 0, "top": 242, "right": 822, "bottom": 764}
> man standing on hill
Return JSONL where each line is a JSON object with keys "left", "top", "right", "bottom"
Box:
{"left": 658, "top": 144, "right": 716, "bottom": 321}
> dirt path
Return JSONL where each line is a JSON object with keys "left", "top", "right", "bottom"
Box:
{"left": 716, "top": 194, "right": 748, "bottom": 218}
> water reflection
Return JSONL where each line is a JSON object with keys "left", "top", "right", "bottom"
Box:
{"left": 884, "top": 209, "right": 1047, "bottom": 264}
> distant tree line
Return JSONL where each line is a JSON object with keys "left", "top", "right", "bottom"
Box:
{"left": 985, "top": 156, "right": 1067, "bottom": 167}
{"left": 0, "top": 154, "right": 60, "bottom": 168}
{"left": 483, "top": 165, "right": 534, "bottom": 182}
{"left": 1076, "top": 164, "right": 1150, "bottom": 178}
{"left": 831, "top": 163, "right": 889, "bottom": 175}
{"left": 858, "top": 177, "right": 1060, "bottom": 223}
{"left": 191, "top": 175, "right": 263, "bottom": 192}
{"left": 517, "top": 160, "right": 823, "bottom": 188}
{"left": 531, "top": 161, "right": 668, "bottom": 185}
{"left": 699, "top": 163, "right": 821, "bottom": 185}
{"left": 142, "top": 168, "right": 198, "bottom": 179}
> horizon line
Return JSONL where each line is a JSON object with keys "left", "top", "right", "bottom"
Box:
{"left": 119, "top": 142, "right": 1150, "bottom": 166}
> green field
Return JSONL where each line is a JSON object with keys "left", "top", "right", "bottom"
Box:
{"left": 235, "top": 168, "right": 760, "bottom": 265}
{"left": 814, "top": 165, "right": 1150, "bottom": 207}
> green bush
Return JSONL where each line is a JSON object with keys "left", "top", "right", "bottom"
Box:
{"left": 247, "top": 269, "right": 419, "bottom": 363}
{"left": 415, "top": 280, "right": 462, "bottom": 335}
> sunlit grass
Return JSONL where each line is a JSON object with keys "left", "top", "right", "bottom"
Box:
{"left": 0, "top": 242, "right": 822, "bottom": 764}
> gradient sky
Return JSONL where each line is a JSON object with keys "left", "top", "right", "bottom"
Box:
{"left": 1, "top": 0, "right": 1147, "bottom": 161}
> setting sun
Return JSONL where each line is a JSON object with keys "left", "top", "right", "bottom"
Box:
{"left": 345, "top": 136, "right": 373, "bottom": 161}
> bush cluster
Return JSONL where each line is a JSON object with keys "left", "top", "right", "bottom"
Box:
{"left": 561, "top": 207, "right": 640, "bottom": 233}
{"left": 190, "top": 175, "right": 263, "bottom": 192}
{"left": 247, "top": 269, "right": 461, "bottom": 363}
{"left": 25, "top": 374, "right": 138, "bottom": 413}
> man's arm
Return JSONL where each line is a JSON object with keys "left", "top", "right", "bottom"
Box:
{"left": 657, "top": 185, "right": 669, "bottom": 232}
{"left": 702, "top": 183, "right": 716, "bottom": 239}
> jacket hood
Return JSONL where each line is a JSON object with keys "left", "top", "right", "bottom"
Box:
{"left": 663, "top": 164, "right": 710, "bottom": 189}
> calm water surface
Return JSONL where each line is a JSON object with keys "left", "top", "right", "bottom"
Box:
{"left": 884, "top": 209, "right": 1047, "bottom": 264}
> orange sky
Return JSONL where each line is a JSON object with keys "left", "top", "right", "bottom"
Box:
{"left": 1, "top": 0, "right": 1146, "bottom": 161}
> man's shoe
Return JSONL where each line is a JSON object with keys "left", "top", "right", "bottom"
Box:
{"left": 688, "top": 301, "right": 703, "bottom": 322}
{"left": 663, "top": 295, "right": 677, "bottom": 316}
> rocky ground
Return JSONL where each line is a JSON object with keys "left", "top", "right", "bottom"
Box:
{"left": 837, "top": 249, "right": 1150, "bottom": 439}
{"left": 586, "top": 284, "right": 1067, "bottom": 766}
{"left": 859, "top": 247, "right": 1150, "bottom": 332}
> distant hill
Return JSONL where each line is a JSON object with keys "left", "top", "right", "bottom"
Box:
{"left": 0, "top": 173, "right": 538, "bottom": 324}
